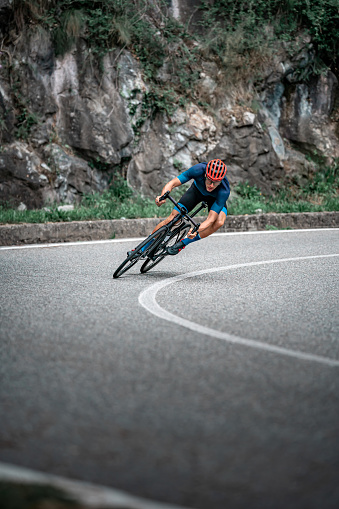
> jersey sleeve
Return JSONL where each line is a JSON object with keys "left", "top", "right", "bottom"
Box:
{"left": 177, "top": 163, "right": 206, "bottom": 184}
{"left": 211, "top": 182, "right": 231, "bottom": 214}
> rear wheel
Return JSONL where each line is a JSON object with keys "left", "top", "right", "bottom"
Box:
{"left": 140, "top": 224, "right": 190, "bottom": 273}
{"left": 113, "top": 228, "right": 167, "bottom": 278}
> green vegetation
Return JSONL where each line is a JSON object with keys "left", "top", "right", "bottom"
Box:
{"left": 198, "top": 0, "right": 339, "bottom": 76}
{"left": 15, "top": 108, "right": 39, "bottom": 140}
{"left": 0, "top": 177, "right": 187, "bottom": 224}
{"left": 130, "top": 87, "right": 179, "bottom": 137}
{"left": 228, "top": 160, "right": 339, "bottom": 215}
{"left": 9, "top": 0, "right": 199, "bottom": 116}
{"left": 1, "top": 162, "right": 338, "bottom": 224}
{"left": 9, "top": 0, "right": 338, "bottom": 103}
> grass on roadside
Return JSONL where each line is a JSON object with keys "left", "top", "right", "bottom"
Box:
{"left": 0, "top": 163, "right": 338, "bottom": 225}
{"left": 0, "top": 182, "right": 191, "bottom": 224}
{"left": 229, "top": 162, "right": 339, "bottom": 215}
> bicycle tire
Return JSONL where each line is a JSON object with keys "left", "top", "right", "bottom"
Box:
{"left": 113, "top": 228, "right": 168, "bottom": 279}
{"left": 140, "top": 223, "right": 191, "bottom": 274}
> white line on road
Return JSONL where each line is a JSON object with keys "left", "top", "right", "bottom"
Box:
{"left": 139, "top": 254, "right": 339, "bottom": 367}
{"left": 0, "top": 237, "right": 145, "bottom": 251}
{"left": 0, "top": 462, "right": 191, "bottom": 509}
{"left": 0, "top": 228, "right": 338, "bottom": 251}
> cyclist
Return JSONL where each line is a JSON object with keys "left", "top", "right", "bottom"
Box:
{"left": 150, "top": 159, "right": 230, "bottom": 255}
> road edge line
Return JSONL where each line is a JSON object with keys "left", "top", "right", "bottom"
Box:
{"left": 1, "top": 228, "right": 338, "bottom": 251}
{"left": 0, "top": 461, "right": 193, "bottom": 509}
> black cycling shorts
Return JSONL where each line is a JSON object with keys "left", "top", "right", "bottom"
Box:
{"left": 174, "top": 183, "right": 227, "bottom": 215}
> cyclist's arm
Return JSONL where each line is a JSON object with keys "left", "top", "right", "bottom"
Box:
{"left": 155, "top": 177, "right": 181, "bottom": 206}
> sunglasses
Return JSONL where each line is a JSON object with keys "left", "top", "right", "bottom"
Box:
{"left": 205, "top": 175, "right": 220, "bottom": 185}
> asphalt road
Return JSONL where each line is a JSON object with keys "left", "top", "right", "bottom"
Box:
{"left": 1, "top": 229, "right": 339, "bottom": 509}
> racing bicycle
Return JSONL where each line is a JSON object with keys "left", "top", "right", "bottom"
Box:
{"left": 113, "top": 191, "right": 207, "bottom": 278}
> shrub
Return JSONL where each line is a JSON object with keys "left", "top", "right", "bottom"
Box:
{"left": 198, "top": 0, "right": 339, "bottom": 72}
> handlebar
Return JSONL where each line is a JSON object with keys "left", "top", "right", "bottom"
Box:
{"left": 159, "top": 190, "right": 170, "bottom": 201}
{"left": 159, "top": 191, "right": 201, "bottom": 233}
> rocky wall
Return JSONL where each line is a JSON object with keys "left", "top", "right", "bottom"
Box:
{"left": 0, "top": 2, "right": 338, "bottom": 210}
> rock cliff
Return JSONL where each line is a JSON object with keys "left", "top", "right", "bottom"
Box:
{"left": 0, "top": 0, "right": 338, "bottom": 209}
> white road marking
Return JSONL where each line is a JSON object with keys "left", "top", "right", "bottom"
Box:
{"left": 139, "top": 254, "right": 339, "bottom": 367}
{"left": 212, "top": 228, "right": 339, "bottom": 236}
{"left": 0, "top": 237, "right": 145, "bottom": 251}
{"left": 0, "top": 228, "right": 338, "bottom": 251}
{"left": 0, "top": 462, "right": 189, "bottom": 509}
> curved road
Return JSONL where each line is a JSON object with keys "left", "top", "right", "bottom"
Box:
{"left": 1, "top": 229, "right": 339, "bottom": 509}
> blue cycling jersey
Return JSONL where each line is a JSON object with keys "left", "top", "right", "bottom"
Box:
{"left": 177, "top": 162, "right": 230, "bottom": 214}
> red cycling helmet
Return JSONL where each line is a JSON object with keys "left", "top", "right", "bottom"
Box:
{"left": 206, "top": 159, "right": 227, "bottom": 181}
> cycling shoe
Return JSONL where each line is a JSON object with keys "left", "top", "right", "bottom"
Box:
{"left": 166, "top": 241, "right": 185, "bottom": 256}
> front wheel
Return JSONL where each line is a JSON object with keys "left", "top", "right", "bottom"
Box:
{"left": 113, "top": 228, "right": 167, "bottom": 279}
{"left": 113, "top": 251, "right": 140, "bottom": 279}
{"left": 140, "top": 224, "right": 191, "bottom": 274}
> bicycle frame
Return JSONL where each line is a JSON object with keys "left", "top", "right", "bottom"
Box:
{"left": 113, "top": 191, "right": 208, "bottom": 277}
{"left": 159, "top": 190, "right": 206, "bottom": 232}
{"left": 146, "top": 192, "right": 207, "bottom": 261}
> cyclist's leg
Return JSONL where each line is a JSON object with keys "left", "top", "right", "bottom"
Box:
{"left": 173, "top": 183, "right": 202, "bottom": 215}
{"left": 150, "top": 183, "right": 201, "bottom": 235}
{"left": 198, "top": 207, "right": 227, "bottom": 238}
{"left": 167, "top": 206, "right": 227, "bottom": 255}
{"left": 166, "top": 185, "right": 207, "bottom": 255}
{"left": 151, "top": 208, "right": 180, "bottom": 234}
{"left": 180, "top": 192, "right": 214, "bottom": 243}
{"left": 139, "top": 207, "right": 183, "bottom": 258}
